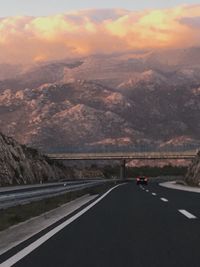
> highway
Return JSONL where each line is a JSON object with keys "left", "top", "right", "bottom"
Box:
{"left": 1, "top": 181, "right": 200, "bottom": 267}
{"left": 0, "top": 180, "right": 106, "bottom": 209}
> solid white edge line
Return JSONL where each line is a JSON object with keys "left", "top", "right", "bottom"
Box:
{"left": 1, "top": 183, "right": 126, "bottom": 267}
{"left": 152, "top": 193, "right": 156, "bottom": 196}
{"left": 178, "top": 209, "right": 197, "bottom": 219}
{"left": 160, "top": 198, "right": 168, "bottom": 202}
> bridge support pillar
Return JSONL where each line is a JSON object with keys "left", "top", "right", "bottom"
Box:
{"left": 120, "top": 159, "right": 126, "bottom": 180}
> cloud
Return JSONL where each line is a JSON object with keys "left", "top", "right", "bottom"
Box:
{"left": 67, "top": 9, "right": 130, "bottom": 22}
{"left": 0, "top": 5, "right": 200, "bottom": 64}
{"left": 179, "top": 16, "right": 200, "bottom": 28}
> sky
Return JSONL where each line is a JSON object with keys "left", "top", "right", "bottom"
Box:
{"left": 0, "top": 1, "right": 200, "bottom": 64}
{"left": 0, "top": 0, "right": 198, "bottom": 17}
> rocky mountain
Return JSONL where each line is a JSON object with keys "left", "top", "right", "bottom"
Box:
{"left": 0, "top": 48, "right": 200, "bottom": 153}
{"left": 185, "top": 152, "right": 200, "bottom": 186}
{"left": 0, "top": 132, "right": 74, "bottom": 186}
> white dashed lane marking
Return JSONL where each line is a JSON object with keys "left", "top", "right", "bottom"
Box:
{"left": 140, "top": 187, "right": 198, "bottom": 221}
{"left": 160, "top": 198, "right": 168, "bottom": 202}
{"left": 178, "top": 209, "right": 197, "bottom": 219}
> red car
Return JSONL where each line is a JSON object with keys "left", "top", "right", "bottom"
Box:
{"left": 136, "top": 176, "right": 148, "bottom": 185}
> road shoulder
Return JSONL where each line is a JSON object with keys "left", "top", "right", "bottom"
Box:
{"left": 159, "top": 181, "right": 200, "bottom": 193}
{"left": 0, "top": 194, "right": 97, "bottom": 256}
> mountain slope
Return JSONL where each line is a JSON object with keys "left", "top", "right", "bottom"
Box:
{"left": 0, "top": 48, "right": 200, "bottom": 152}
{"left": 185, "top": 152, "right": 200, "bottom": 186}
{"left": 0, "top": 133, "right": 73, "bottom": 186}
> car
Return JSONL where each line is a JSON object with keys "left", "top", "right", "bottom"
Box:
{"left": 136, "top": 176, "right": 148, "bottom": 185}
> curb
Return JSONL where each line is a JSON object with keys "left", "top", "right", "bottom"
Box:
{"left": 159, "top": 181, "right": 200, "bottom": 193}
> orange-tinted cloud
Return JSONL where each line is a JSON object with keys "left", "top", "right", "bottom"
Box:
{"left": 0, "top": 5, "right": 200, "bottom": 64}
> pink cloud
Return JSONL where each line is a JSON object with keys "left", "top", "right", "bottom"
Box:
{"left": 0, "top": 5, "right": 200, "bottom": 64}
{"left": 179, "top": 16, "right": 200, "bottom": 28}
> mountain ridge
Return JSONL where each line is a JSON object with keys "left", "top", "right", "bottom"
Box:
{"left": 0, "top": 48, "right": 200, "bottom": 153}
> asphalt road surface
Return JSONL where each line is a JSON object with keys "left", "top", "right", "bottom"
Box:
{"left": 1, "top": 181, "right": 200, "bottom": 267}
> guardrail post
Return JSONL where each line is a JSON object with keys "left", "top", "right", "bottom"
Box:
{"left": 120, "top": 159, "right": 126, "bottom": 180}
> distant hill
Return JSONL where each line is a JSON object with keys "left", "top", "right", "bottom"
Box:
{"left": 0, "top": 48, "right": 200, "bottom": 152}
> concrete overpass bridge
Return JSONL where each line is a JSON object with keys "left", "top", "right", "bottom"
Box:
{"left": 47, "top": 151, "right": 198, "bottom": 179}
{"left": 47, "top": 151, "right": 197, "bottom": 161}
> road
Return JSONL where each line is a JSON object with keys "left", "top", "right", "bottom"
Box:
{"left": 1, "top": 181, "right": 200, "bottom": 267}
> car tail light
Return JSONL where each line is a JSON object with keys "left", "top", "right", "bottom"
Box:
{"left": 136, "top": 178, "right": 140, "bottom": 181}
{"left": 144, "top": 178, "right": 147, "bottom": 181}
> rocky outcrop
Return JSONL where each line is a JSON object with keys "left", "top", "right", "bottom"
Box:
{"left": 0, "top": 133, "right": 74, "bottom": 186}
{"left": 185, "top": 152, "right": 200, "bottom": 186}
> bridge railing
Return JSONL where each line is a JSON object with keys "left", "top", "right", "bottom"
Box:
{"left": 46, "top": 150, "right": 198, "bottom": 160}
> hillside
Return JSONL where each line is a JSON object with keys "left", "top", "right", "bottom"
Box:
{"left": 0, "top": 48, "right": 200, "bottom": 152}
{"left": 0, "top": 133, "right": 74, "bottom": 186}
{"left": 185, "top": 152, "right": 200, "bottom": 186}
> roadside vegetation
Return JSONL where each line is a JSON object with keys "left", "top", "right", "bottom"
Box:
{"left": 102, "top": 164, "right": 188, "bottom": 178}
{"left": 126, "top": 165, "right": 187, "bottom": 177}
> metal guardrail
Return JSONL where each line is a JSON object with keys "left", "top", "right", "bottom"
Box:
{"left": 0, "top": 180, "right": 113, "bottom": 210}
{"left": 47, "top": 151, "right": 197, "bottom": 160}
